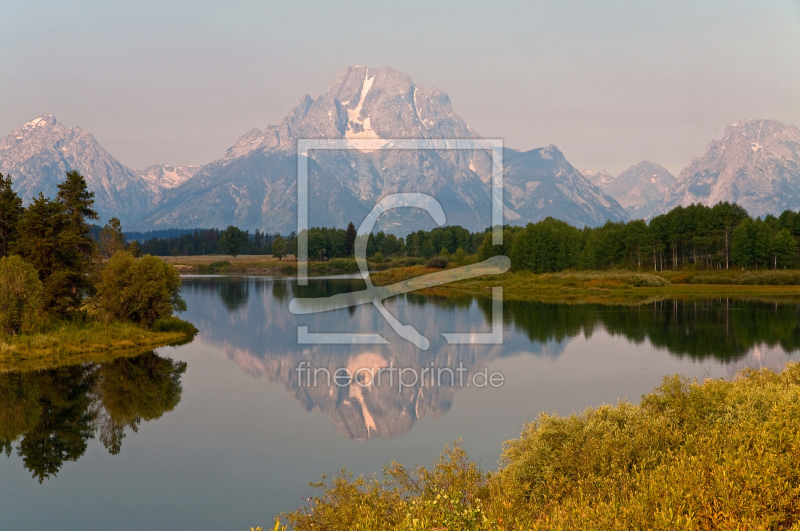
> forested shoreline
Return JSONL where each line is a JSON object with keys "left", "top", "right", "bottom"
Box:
{"left": 132, "top": 201, "right": 800, "bottom": 272}
{"left": 0, "top": 171, "right": 193, "bottom": 348}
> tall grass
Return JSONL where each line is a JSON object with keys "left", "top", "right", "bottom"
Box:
{"left": 660, "top": 268, "right": 800, "bottom": 285}
{"left": 0, "top": 319, "right": 196, "bottom": 373}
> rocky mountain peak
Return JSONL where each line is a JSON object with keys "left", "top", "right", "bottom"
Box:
{"left": 21, "top": 113, "right": 58, "bottom": 130}
{"left": 143, "top": 67, "right": 630, "bottom": 233}
{"left": 223, "top": 65, "right": 474, "bottom": 159}
{"left": 659, "top": 118, "right": 800, "bottom": 218}
{"left": 0, "top": 114, "right": 153, "bottom": 223}
{"left": 581, "top": 168, "right": 616, "bottom": 188}
{"left": 136, "top": 164, "right": 199, "bottom": 191}
{"left": 2, "top": 114, "right": 68, "bottom": 151}
{"left": 715, "top": 119, "right": 800, "bottom": 166}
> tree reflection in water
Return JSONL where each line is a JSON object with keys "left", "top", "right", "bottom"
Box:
{"left": 0, "top": 352, "right": 186, "bottom": 482}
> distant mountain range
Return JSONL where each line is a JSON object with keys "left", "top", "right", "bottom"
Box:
{"left": 582, "top": 119, "right": 800, "bottom": 221}
{"left": 582, "top": 161, "right": 676, "bottom": 220}
{"left": 2, "top": 67, "right": 800, "bottom": 231}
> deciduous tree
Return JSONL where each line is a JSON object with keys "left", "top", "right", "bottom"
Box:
{"left": 0, "top": 255, "right": 43, "bottom": 335}
{"left": 218, "top": 225, "right": 248, "bottom": 258}
{"left": 94, "top": 252, "right": 186, "bottom": 327}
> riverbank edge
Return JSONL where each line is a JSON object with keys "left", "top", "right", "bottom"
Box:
{"left": 167, "top": 256, "right": 800, "bottom": 303}
{"left": 0, "top": 318, "right": 197, "bottom": 373}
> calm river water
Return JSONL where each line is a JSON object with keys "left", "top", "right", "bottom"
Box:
{"left": 2, "top": 276, "right": 798, "bottom": 529}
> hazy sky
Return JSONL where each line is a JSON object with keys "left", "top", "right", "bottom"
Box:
{"left": 2, "top": 0, "right": 800, "bottom": 175}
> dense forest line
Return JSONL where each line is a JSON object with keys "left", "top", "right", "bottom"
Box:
{"left": 131, "top": 201, "right": 800, "bottom": 272}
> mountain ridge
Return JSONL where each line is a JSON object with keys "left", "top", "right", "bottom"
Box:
{"left": 0, "top": 114, "right": 154, "bottom": 223}
{"left": 135, "top": 65, "right": 629, "bottom": 233}
{"left": 6, "top": 72, "right": 799, "bottom": 233}
{"left": 660, "top": 119, "right": 800, "bottom": 218}
{"left": 583, "top": 161, "right": 677, "bottom": 219}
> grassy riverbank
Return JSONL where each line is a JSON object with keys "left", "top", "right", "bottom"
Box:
{"left": 163, "top": 255, "right": 800, "bottom": 304}
{"left": 0, "top": 317, "right": 197, "bottom": 373}
{"left": 371, "top": 266, "right": 800, "bottom": 303}
{"left": 161, "top": 255, "right": 362, "bottom": 276}
{"left": 278, "top": 363, "right": 800, "bottom": 530}
{"left": 162, "top": 255, "right": 424, "bottom": 276}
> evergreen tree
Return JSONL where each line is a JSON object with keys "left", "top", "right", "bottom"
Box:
{"left": 731, "top": 219, "right": 755, "bottom": 268}
{"left": 98, "top": 218, "right": 127, "bottom": 258}
{"left": 0, "top": 173, "right": 23, "bottom": 258}
{"left": 345, "top": 222, "right": 357, "bottom": 256}
{"left": 56, "top": 171, "right": 99, "bottom": 303}
{"left": 58, "top": 171, "right": 98, "bottom": 229}
{"left": 11, "top": 194, "right": 77, "bottom": 313}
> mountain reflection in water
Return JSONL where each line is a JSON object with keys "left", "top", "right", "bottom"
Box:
{"left": 181, "top": 277, "right": 800, "bottom": 440}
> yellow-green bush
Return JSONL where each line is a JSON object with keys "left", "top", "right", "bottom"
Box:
{"left": 0, "top": 255, "right": 43, "bottom": 335}
{"left": 94, "top": 252, "right": 186, "bottom": 327}
{"left": 280, "top": 363, "right": 800, "bottom": 530}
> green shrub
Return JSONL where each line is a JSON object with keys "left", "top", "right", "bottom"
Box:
{"left": 0, "top": 255, "right": 43, "bottom": 335}
{"left": 151, "top": 315, "right": 198, "bottom": 336}
{"left": 281, "top": 363, "right": 800, "bottom": 530}
{"left": 94, "top": 252, "right": 186, "bottom": 328}
{"left": 425, "top": 256, "right": 449, "bottom": 269}
{"left": 386, "top": 256, "right": 425, "bottom": 268}
{"left": 198, "top": 260, "right": 231, "bottom": 274}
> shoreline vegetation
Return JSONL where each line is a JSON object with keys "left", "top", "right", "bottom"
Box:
{"left": 162, "top": 254, "right": 800, "bottom": 303}
{"left": 147, "top": 200, "right": 800, "bottom": 303}
{"left": 0, "top": 317, "right": 196, "bottom": 373}
{"left": 0, "top": 172, "right": 196, "bottom": 372}
{"left": 273, "top": 363, "right": 800, "bottom": 530}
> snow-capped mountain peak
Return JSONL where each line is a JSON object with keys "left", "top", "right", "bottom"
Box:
{"left": 0, "top": 115, "right": 187, "bottom": 222}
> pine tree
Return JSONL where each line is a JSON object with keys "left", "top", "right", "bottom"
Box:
{"left": 58, "top": 170, "right": 98, "bottom": 233}
{"left": 56, "top": 171, "right": 99, "bottom": 306}
{"left": 12, "top": 194, "right": 75, "bottom": 312}
{"left": 731, "top": 219, "right": 755, "bottom": 268}
{"left": 99, "top": 218, "right": 127, "bottom": 258}
{"left": 0, "top": 173, "right": 23, "bottom": 258}
{"left": 345, "top": 222, "right": 357, "bottom": 257}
